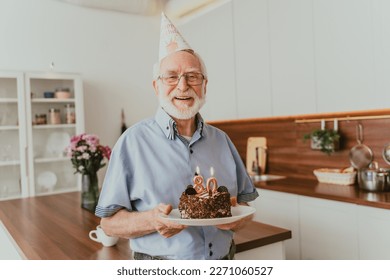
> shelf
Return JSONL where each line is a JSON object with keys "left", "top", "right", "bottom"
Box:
{"left": 36, "top": 187, "right": 79, "bottom": 197}
{"left": 34, "top": 157, "right": 69, "bottom": 163}
{"left": 0, "top": 194, "right": 22, "bottom": 201}
{"left": 32, "top": 124, "right": 76, "bottom": 129}
{"left": 0, "top": 160, "right": 20, "bottom": 167}
{"left": 0, "top": 71, "right": 83, "bottom": 201}
{"left": 31, "top": 98, "right": 75, "bottom": 103}
{"left": 0, "top": 125, "right": 19, "bottom": 131}
{"left": 0, "top": 98, "right": 18, "bottom": 103}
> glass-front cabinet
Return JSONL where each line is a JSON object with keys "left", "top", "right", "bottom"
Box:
{"left": 0, "top": 71, "right": 84, "bottom": 200}
{"left": 0, "top": 72, "right": 27, "bottom": 200}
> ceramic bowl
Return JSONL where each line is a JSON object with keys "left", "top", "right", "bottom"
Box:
{"left": 43, "top": 91, "right": 54, "bottom": 98}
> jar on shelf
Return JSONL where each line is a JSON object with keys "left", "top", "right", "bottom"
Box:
{"left": 48, "top": 108, "right": 61, "bottom": 124}
{"left": 65, "top": 104, "right": 76, "bottom": 124}
{"left": 55, "top": 87, "right": 71, "bottom": 99}
{"left": 35, "top": 114, "right": 47, "bottom": 125}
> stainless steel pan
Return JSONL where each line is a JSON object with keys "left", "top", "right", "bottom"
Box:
{"left": 383, "top": 142, "right": 390, "bottom": 165}
{"left": 349, "top": 123, "right": 373, "bottom": 169}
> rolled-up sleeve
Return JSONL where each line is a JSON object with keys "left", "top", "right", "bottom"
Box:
{"left": 95, "top": 133, "right": 134, "bottom": 218}
{"left": 226, "top": 135, "right": 259, "bottom": 203}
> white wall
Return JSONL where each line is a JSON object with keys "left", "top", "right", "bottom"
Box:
{"left": 179, "top": 1, "right": 237, "bottom": 121}
{"left": 0, "top": 0, "right": 160, "bottom": 150}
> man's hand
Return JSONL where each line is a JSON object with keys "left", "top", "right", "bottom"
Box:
{"left": 153, "top": 203, "right": 187, "bottom": 238}
{"left": 216, "top": 213, "right": 253, "bottom": 231}
{"left": 216, "top": 202, "right": 253, "bottom": 231}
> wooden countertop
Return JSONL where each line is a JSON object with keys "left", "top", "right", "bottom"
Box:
{"left": 0, "top": 192, "right": 291, "bottom": 260}
{"left": 255, "top": 177, "right": 390, "bottom": 210}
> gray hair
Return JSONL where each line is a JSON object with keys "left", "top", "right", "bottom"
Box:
{"left": 153, "top": 50, "right": 208, "bottom": 80}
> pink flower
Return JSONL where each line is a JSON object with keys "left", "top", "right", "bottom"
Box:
{"left": 82, "top": 153, "right": 90, "bottom": 160}
{"left": 84, "top": 134, "right": 99, "bottom": 146}
{"left": 70, "top": 134, "right": 83, "bottom": 145}
{"left": 101, "top": 145, "right": 112, "bottom": 160}
{"left": 77, "top": 145, "right": 87, "bottom": 152}
{"left": 66, "top": 133, "right": 111, "bottom": 175}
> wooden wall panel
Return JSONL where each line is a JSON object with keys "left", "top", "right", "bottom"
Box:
{"left": 209, "top": 109, "right": 390, "bottom": 180}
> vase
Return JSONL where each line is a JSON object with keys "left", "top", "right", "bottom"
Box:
{"left": 81, "top": 173, "right": 99, "bottom": 213}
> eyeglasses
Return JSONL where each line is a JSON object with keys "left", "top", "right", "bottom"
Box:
{"left": 158, "top": 72, "right": 205, "bottom": 86}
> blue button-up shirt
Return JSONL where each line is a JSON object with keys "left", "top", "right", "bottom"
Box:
{"left": 96, "top": 107, "right": 258, "bottom": 259}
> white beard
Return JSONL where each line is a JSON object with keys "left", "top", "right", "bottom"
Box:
{"left": 158, "top": 87, "right": 206, "bottom": 120}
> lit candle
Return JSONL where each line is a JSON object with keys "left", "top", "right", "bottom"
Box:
{"left": 193, "top": 166, "right": 205, "bottom": 193}
{"left": 206, "top": 167, "right": 218, "bottom": 192}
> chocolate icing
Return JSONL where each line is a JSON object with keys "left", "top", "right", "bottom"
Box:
{"left": 178, "top": 190, "right": 232, "bottom": 219}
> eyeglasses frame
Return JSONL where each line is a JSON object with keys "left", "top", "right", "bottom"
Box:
{"left": 158, "top": 72, "right": 206, "bottom": 86}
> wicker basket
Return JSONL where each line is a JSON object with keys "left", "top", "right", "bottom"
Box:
{"left": 313, "top": 168, "right": 357, "bottom": 185}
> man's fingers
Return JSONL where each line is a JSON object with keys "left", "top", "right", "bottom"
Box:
{"left": 158, "top": 203, "right": 173, "bottom": 215}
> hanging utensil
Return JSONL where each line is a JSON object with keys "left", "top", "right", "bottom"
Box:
{"left": 383, "top": 142, "right": 390, "bottom": 165}
{"left": 349, "top": 123, "right": 373, "bottom": 169}
{"left": 381, "top": 114, "right": 390, "bottom": 166}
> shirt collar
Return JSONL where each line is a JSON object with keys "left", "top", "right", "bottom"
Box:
{"left": 155, "top": 107, "right": 204, "bottom": 140}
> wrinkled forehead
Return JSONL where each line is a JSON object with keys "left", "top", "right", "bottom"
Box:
{"left": 160, "top": 50, "right": 202, "bottom": 73}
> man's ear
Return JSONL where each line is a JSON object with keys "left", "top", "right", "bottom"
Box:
{"left": 203, "top": 79, "right": 208, "bottom": 95}
{"left": 153, "top": 80, "right": 159, "bottom": 96}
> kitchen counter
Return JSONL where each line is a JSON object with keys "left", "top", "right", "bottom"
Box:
{"left": 0, "top": 192, "right": 291, "bottom": 260}
{"left": 255, "top": 177, "right": 390, "bottom": 210}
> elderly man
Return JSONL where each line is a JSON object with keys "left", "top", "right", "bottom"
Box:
{"left": 95, "top": 13, "right": 258, "bottom": 260}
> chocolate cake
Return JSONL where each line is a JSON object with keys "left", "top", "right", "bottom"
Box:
{"left": 178, "top": 185, "right": 232, "bottom": 219}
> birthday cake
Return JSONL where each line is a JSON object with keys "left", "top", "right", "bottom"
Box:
{"left": 178, "top": 167, "right": 234, "bottom": 219}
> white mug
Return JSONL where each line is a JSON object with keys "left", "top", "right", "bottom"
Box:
{"left": 89, "top": 225, "right": 119, "bottom": 247}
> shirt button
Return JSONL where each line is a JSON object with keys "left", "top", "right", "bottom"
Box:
{"left": 166, "top": 126, "right": 169, "bottom": 130}
{"left": 190, "top": 150, "right": 193, "bottom": 154}
{"left": 209, "top": 251, "right": 213, "bottom": 256}
{"left": 209, "top": 243, "right": 212, "bottom": 248}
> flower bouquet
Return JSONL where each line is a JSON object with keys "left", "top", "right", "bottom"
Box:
{"left": 66, "top": 133, "right": 111, "bottom": 212}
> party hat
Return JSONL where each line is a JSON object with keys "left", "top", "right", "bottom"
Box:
{"left": 158, "top": 12, "right": 192, "bottom": 61}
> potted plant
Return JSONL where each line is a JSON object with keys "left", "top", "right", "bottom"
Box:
{"left": 304, "top": 128, "right": 341, "bottom": 155}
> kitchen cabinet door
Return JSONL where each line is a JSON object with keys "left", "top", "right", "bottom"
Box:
{"left": 233, "top": 0, "right": 273, "bottom": 118}
{"left": 250, "top": 189, "right": 301, "bottom": 259}
{"left": 267, "top": 0, "right": 317, "bottom": 116}
{"left": 0, "top": 72, "right": 28, "bottom": 200}
{"left": 358, "top": 205, "right": 390, "bottom": 259}
{"left": 25, "top": 72, "right": 84, "bottom": 196}
{"left": 313, "top": 0, "right": 377, "bottom": 113}
{"left": 299, "top": 196, "right": 359, "bottom": 260}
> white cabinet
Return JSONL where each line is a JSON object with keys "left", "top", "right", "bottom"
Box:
{"left": 250, "top": 189, "right": 301, "bottom": 259}
{"left": 254, "top": 188, "right": 390, "bottom": 259}
{"left": 177, "top": 0, "right": 390, "bottom": 118}
{"left": 313, "top": 0, "right": 377, "bottom": 113}
{"left": 299, "top": 196, "right": 359, "bottom": 260}
{"left": 0, "top": 71, "right": 84, "bottom": 200}
{"left": 232, "top": 0, "right": 273, "bottom": 119}
{"left": 358, "top": 205, "right": 390, "bottom": 259}
{"left": 0, "top": 72, "right": 28, "bottom": 199}
{"left": 267, "top": 0, "right": 317, "bottom": 116}
{"left": 235, "top": 242, "right": 286, "bottom": 260}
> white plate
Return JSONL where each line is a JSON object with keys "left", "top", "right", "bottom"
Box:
{"left": 45, "top": 132, "right": 70, "bottom": 157}
{"left": 37, "top": 171, "right": 57, "bottom": 191}
{"left": 160, "top": 205, "right": 256, "bottom": 226}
